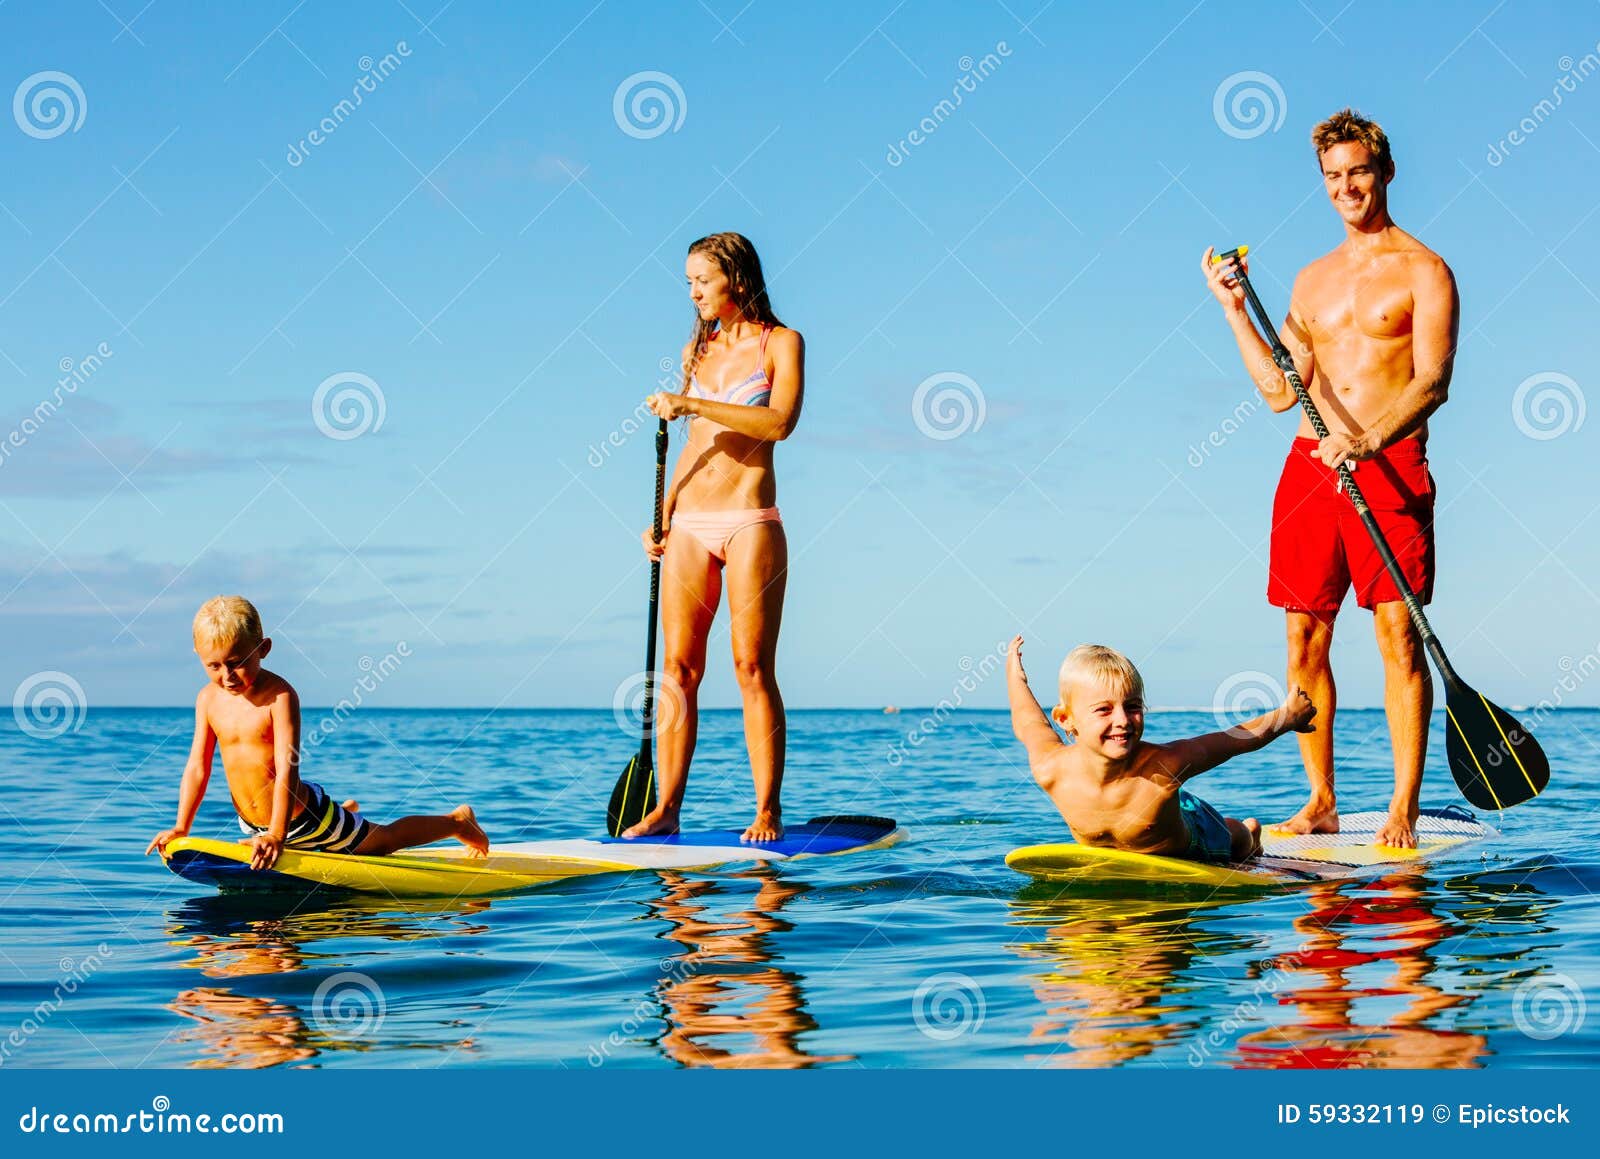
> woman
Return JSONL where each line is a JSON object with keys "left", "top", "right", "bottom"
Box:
{"left": 626, "top": 232, "right": 804, "bottom": 842}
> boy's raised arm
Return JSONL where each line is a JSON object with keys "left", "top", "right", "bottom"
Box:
{"left": 1007, "top": 636, "right": 1063, "bottom": 770}
{"left": 1165, "top": 687, "right": 1316, "bottom": 782}
{"left": 145, "top": 694, "right": 216, "bottom": 854}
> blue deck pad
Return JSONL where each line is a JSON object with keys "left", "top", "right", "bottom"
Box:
{"left": 599, "top": 817, "right": 893, "bottom": 856}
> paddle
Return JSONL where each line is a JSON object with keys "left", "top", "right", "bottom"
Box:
{"left": 1212, "top": 245, "right": 1549, "bottom": 811}
{"left": 606, "top": 418, "right": 669, "bottom": 836}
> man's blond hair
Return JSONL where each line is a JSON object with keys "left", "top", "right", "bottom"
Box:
{"left": 193, "top": 595, "right": 263, "bottom": 651}
{"left": 1058, "top": 643, "right": 1144, "bottom": 705}
{"left": 1312, "top": 107, "right": 1392, "bottom": 171}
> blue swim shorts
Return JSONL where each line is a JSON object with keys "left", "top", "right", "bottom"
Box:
{"left": 1178, "top": 789, "right": 1235, "bottom": 864}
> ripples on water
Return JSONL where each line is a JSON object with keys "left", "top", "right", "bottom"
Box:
{"left": 2, "top": 708, "right": 1595, "bottom": 1068}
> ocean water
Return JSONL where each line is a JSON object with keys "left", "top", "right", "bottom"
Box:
{"left": 2, "top": 706, "right": 1595, "bottom": 1070}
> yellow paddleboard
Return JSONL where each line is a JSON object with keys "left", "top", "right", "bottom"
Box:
{"left": 162, "top": 815, "right": 901, "bottom": 898}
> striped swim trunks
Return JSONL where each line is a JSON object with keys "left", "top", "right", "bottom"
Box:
{"left": 236, "top": 780, "right": 370, "bottom": 854}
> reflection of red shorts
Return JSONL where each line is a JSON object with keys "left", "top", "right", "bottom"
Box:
{"left": 1268, "top": 437, "right": 1435, "bottom": 613}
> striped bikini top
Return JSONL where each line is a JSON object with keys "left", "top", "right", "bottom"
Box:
{"left": 686, "top": 325, "right": 773, "bottom": 409}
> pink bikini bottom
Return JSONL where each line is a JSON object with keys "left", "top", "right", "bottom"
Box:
{"left": 671, "top": 507, "right": 783, "bottom": 563}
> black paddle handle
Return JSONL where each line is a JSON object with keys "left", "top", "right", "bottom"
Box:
{"left": 1217, "top": 248, "right": 1461, "bottom": 689}
{"left": 638, "top": 419, "right": 669, "bottom": 763}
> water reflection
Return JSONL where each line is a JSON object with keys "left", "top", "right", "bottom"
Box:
{"left": 1009, "top": 869, "right": 1549, "bottom": 1069}
{"left": 1234, "top": 876, "right": 1488, "bottom": 1068}
{"left": 1008, "top": 887, "right": 1247, "bottom": 1066}
{"left": 642, "top": 868, "right": 849, "bottom": 1068}
{"left": 162, "top": 892, "right": 490, "bottom": 1068}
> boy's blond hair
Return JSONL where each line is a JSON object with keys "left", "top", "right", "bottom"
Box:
{"left": 193, "top": 595, "right": 263, "bottom": 651}
{"left": 1058, "top": 643, "right": 1144, "bottom": 705}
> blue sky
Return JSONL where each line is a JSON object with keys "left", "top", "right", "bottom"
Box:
{"left": 1, "top": 0, "right": 1597, "bottom": 711}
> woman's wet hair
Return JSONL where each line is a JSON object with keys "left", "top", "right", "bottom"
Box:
{"left": 682, "top": 232, "right": 782, "bottom": 390}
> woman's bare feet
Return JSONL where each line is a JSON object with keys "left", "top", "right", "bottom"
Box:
{"left": 741, "top": 810, "right": 783, "bottom": 843}
{"left": 1269, "top": 798, "right": 1339, "bottom": 836}
{"left": 621, "top": 806, "right": 680, "bottom": 839}
{"left": 452, "top": 805, "right": 489, "bottom": 857}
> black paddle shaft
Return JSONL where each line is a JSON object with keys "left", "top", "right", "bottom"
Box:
{"left": 639, "top": 418, "right": 669, "bottom": 761}
{"left": 1215, "top": 249, "right": 1464, "bottom": 692}
{"left": 606, "top": 417, "right": 669, "bottom": 836}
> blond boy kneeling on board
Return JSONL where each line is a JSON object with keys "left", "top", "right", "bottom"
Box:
{"left": 146, "top": 596, "right": 488, "bottom": 870}
{"left": 1006, "top": 637, "right": 1315, "bottom": 863}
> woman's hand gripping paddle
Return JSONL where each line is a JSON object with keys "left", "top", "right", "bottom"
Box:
{"left": 1212, "top": 246, "right": 1549, "bottom": 811}
{"left": 607, "top": 419, "right": 669, "bottom": 836}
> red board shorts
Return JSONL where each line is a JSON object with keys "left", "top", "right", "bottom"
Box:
{"left": 1268, "top": 437, "right": 1436, "bottom": 614}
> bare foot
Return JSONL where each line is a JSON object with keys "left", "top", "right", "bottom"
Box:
{"left": 621, "top": 806, "right": 679, "bottom": 839}
{"left": 452, "top": 805, "right": 489, "bottom": 857}
{"left": 1268, "top": 799, "right": 1339, "bottom": 836}
{"left": 1375, "top": 810, "right": 1418, "bottom": 849}
{"left": 741, "top": 811, "right": 783, "bottom": 843}
{"left": 342, "top": 799, "right": 361, "bottom": 813}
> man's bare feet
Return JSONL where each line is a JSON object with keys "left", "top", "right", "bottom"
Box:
{"left": 452, "top": 805, "right": 489, "bottom": 857}
{"left": 621, "top": 806, "right": 680, "bottom": 839}
{"left": 1374, "top": 809, "right": 1418, "bottom": 849}
{"left": 741, "top": 811, "right": 783, "bottom": 843}
{"left": 1268, "top": 799, "right": 1339, "bottom": 836}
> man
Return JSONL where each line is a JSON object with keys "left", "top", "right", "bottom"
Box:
{"left": 1201, "top": 109, "right": 1459, "bottom": 848}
